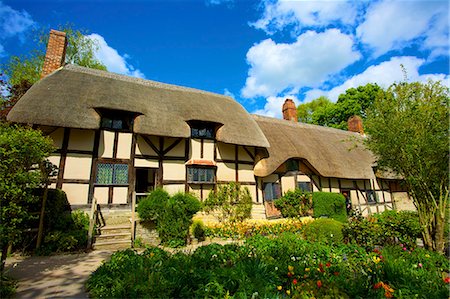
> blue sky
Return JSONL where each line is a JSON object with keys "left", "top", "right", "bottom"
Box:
{"left": 1, "top": 0, "right": 448, "bottom": 118}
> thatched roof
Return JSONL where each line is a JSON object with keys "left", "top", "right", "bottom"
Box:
{"left": 8, "top": 64, "right": 269, "bottom": 148}
{"left": 253, "top": 115, "right": 379, "bottom": 179}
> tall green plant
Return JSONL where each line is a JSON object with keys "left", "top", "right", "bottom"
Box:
{"left": 312, "top": 192, "right": 347, "bottom": 223}
{"left": 274, "top": 189, "right": 313, "bottom": 218}
{"left": 0, "top": 124, "right": 54, "bottom": 271}
{"left": 203, "top": 183, "right": 252, "bottom": 222}
{"left": 365, "top": 79, "right": 449, "bottom": 253}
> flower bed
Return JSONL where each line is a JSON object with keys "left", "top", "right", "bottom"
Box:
{"left": 203, "top": 217, "right": 313, "bottom": 239}
{"left": 87, "top": 233, "right": 449, "bottom": 298}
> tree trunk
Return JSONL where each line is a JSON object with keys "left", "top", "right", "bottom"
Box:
{"left": 1, "top": 244, "right": 8, "bottom": 273}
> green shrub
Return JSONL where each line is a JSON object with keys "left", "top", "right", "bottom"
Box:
{"left": 87, "top": 235, "right": 449, "bottom": 299}
{"left": 303, "top": 218, "right": 344, "bottom": 245}
{"left": 190, "top": 219, "right": 206, "bottom": 241}
{"left": 0, "top": 275, "right": 16, "bottom": 298}
{"left": 343, "top": 210, "right": 422, "bottom": 250}
{"left": 312, "top": 192, "right": 347, "bottom": 222}
{"left": 137, "top": 188, "right": 169, "bottom": 222}
{"left": 155, "top": 192, "right": 202, "bottom": 247}
{"left": 274, "top": 189, "right": 313, "bottom": 218}
{"left": 203, "top": 183, "right": 252, "bottom": 222}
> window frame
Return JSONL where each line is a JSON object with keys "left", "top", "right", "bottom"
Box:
{"left": 95, "top": 160, "right": 130, "bottom": 186}
{"left": 97, "top": 108, "right": 136, "bottom": 132}
{"left": 366, "top": 190, "right": 378, "bottom": 204}
{"left": 263, "top": 182, "right": 281, "bottom": 201}
{"left": 188, "top": 121, "right": 218, "bottom": 140}
{"left": 297, "top": 181, "right": 312, "bottom": 193}
{"left": 186, "top": 166, "right": 216, "bottom": 184}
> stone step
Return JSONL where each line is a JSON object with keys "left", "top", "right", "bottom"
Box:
{"left": 95, "top": 232, "right": 131, "bottom": 240}
{"left": 92, "top": 239, "right": 131, "bottom": 250}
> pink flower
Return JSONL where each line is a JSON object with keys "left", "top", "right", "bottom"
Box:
{"left": 418, "top": 263, "right": 422, "bottom": 268}
{"left": 402, "top": 247, "right": 407, "bottom": 251}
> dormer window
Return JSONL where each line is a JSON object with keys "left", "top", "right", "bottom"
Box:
{"left": 188, "top": 121, "right": 220, "bottom": 139}
{"left": 97, "top": 108, "right": 137, "bottom": 132}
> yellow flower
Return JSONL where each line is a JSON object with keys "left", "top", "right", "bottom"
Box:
{"left": 305, "top": 268, "right": 310, "bottom": 272}
{"left": 372, "top": 256, "right": 381, "bottom": 264}
{"left": 425, "top": 254, "right": 430, "bottom": 258}
{"left": 288, "top": 265, "right": 294, "bottom": 272}
{"left": 277, "top": 286, "right": 282, "bottom": 291}
{"left": 286, "top": 290, "right": 291, "bottom": 295}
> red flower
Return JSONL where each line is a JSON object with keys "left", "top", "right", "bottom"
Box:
{"left": 293, "top": 279, "right": 298, "bottom": 285}
{"left": 287, "top": 272, "right": 293, "bottom": 277}
{"left": 374, "top": 282, "right": 383, "bottom": 289}
{"left": 385, "top": 291, "right": 393, "bottom": 298}
{"left": 334, "top": 271, "right": 339, "bottom": 276}
{"left": 444, "top": 277, "right": 450, "bottom": 284}
{"left": 319, "top": 263, "right": 323, "bottom": 268}
{"left": 317, "top": 280, "right": 322, "bottom": 288}
{"left": 326, "top": 262, "right": 331, "bottom": 268}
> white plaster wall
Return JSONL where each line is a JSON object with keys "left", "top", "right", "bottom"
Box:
{"left": 203, "top": 140, "right": 214, "bottom": 160}
{"left": 94, "top": 187, "right": 109, "bottom": 204}
{"left": 238, "top": 164, "right": 255, "bottom": 182}
{"left": 113, "top": 187, "right": 128, "bottom": 204}
{"left": 136, "top": 136, "right": 157, "bottom": 156}
{"left": 49, "top": 128, "right": 64, "bottom": 148}
{"left": 190, "top": 139, "right": 201, "bottom": 159}
{"left": 62, "top": 183, "right": 89, "bottom": 205}
{"left": 99, "top": 130, "right": 114, "bottom": 158}
{"left": 393, "top": 192, "right": 416, "bottom": 211}
{"left": 64, "top": 154, "right": 92, "bottom": 180}
{"left": 163, "top": 161, "right": 185, "bottom": 180}
{"left": 135, "top": 158, "right": 158, "bottom": 168}
{"left": 165, "top": 137, "right": 185, "bottom": 157}
{"left": 238, "top": 146, "right": 254, "bottom": 162}
{"left": 329, "top": 178, "right": 340, "bottom": 193}
{"left": 297, "top": 174, "right": 310, "bottom": 183}
{"left": 116, "top": 133, "right": 132, "bottom": 159}
{"left": 162, "top": 184, "right": 184, "bottom": 195}
{"left": 68, "top": 129, "right": 94, "bottom": 151}
{"left": 216, "top": 162, "right": 235, "bottom": 181}
{"left": 48, "top": 155, "right": 60, "bottom": 169}
{"left": 216, "top": 142, "right": 234, "bottom": 160}
{"left": 281, "top": 175, "right": 296, "bottom": 194}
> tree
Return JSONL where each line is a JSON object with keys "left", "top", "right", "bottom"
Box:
{"left": 364, "top": 79, "right": 449, "bottom": 253}
{"left": 1, "top": 25, "right": 106, "bottom": 120}
{"left": 297, "top": 96, "right": 333, "bottom": 123}
{"left": 0, "top": 124, "right": 54, "bottom": 271}
{"left": 298, "top": 84, "right": 383, "bottom": 130}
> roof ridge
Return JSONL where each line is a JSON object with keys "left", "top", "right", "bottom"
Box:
{"left": 251, "top": 114, "right": 360, "bottom": 136}
{"left": 63, "top": 64, "right": 235, "bottom": 101}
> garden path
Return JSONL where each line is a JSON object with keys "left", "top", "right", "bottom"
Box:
{"left": 4, "top": 250, "right": 112, "bottom": 298}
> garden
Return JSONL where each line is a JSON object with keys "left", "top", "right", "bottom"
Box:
{"left": 86, "top": 187, "right": 450, "bottom": 298}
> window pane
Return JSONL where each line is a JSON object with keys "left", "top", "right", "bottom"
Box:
{"left": 264, "top": 183, "right": 274, "bottom": 201}
{"left": 96, "top": 163, "right": 113, "bottom": 184}
{"left": 273, "top": 183, "right": 281, "bottom": 199}
{"left": 366, "top": 190, "right": 377, "bottom": 203}
{"left": 101, "top": 118, "right": 113, "bottom": 129}
{"left": 187, "top": 167, "right": 215, "bottom": 183}
{"left": 113, "top": 164, "right": 129, "bottom": 184}
{"left": 298, "top": 182, "right": 311, "bottom": 192}
{"left": 112, "top": 119, "right": 123, "bottom": 129}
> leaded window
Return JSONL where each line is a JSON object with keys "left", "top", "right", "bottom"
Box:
{"left": 264, "top": 182, "right": 281, "bottom": 201}
{"left": 96, "top": 162, "right": 129, "bottom": 185}
{"left": 187, "top": 167, "right": 215, "bottom": 184}
{"left": 297, "top": 182, "right": 312, "bottom": 192}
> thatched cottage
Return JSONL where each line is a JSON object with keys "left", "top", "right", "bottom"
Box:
{"left": 7, "top": 30, "right": 412, "bottom": 218}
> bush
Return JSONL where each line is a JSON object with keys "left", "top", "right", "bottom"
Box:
{"left": 274, "top": 189, "right": 313, "bottom": 218}
{"left": 203, "top": 183, "right": 252, "bottom": 222}
{"left": 137, "top": 188, "right": 169, "bottom": 222}
{"left": 190, "top": 219, "right": 206, "bottom": 241}
{"left": 0, "top": 274, "right": 16, "bottom": 298}
{"left": 343, "top": 210, "right": 422, "bottom": 250}
{"left": 312, "top": 192, "right": 347, "bottom": 222}
{"left": 303, "top": 218, "right": 344, "bottom": 245}
{"left": 87, "top": 235, "right": 450, "bottom": 298}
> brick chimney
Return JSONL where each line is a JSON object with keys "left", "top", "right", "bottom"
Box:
{"left": 282, "top": 99, "right": 297, "bottom": 122}
{"left": 41, "top": 29, "right": 67, "bottom": 79}
{"left": 348, "top": 115, "right": 364, "bottom": 134}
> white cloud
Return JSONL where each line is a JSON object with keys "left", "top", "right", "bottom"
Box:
{"left": 0, "top": 1, "right": 34, "bottom": 39}
{"left": 356, "top": 0, "right": 449, "bottom": 58}
{"left": 205, "top": 0, "right": 234, "bottom": 5}
{"left": 223, "top": 88, "right": 235, "bottom": 98}
{"left": 252, "top": 0, "right": 358, "bottom": 34}
{"left": 304, "top": 56, "right": 449, "bottom": 102}
{"left": 87, "top": 33, "right": 145, "bottom": 78}
{"left": 241, "top": 29, "right": 360, "bottom": 98}
{"left": 252, "top": 94, "right": 300, "bottom": 118}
